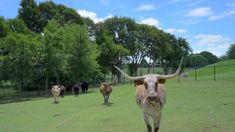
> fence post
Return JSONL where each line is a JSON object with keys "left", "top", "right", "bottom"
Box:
{"left": 194, "top": 67, "right": 197, "bottom": 81}
{"left": 214, "top": 66, "right": 216, "bottom": 81}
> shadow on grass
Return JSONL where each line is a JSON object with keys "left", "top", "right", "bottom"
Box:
{"left": 102, "top": 102, "right": 113, "bottom": 107}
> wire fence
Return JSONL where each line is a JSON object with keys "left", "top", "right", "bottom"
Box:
{"left": 0, "top": 64, "right": 234, "bottom": 103}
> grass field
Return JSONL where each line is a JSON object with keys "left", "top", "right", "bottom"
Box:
{"left": 0, "top": 60, "right": 235, "bottom": 132}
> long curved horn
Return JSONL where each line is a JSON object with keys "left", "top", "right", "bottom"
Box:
{"left": 155, "top": 57, "right": 183, "bottom": 79}
{"left": 114, "top": 66, "right": 145, "bottom": 81}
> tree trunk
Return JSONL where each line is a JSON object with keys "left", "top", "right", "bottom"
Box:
{"left": 134, "top": 64, "right": 138, "bottom": 76}
{"left": 45, "top": 75, "right": 48, "bottom": 96}
{"left": 56, "top": 73, "right": 60, "bottom": 85}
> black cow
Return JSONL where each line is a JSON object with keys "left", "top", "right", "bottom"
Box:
{"left": 81, "top": 82, "right": 89, "bottom": 93}
{"left": 66, "top": 84, "right": 73, "bottom": 94}
{"left": 72, "top": 83, "right": 80, "bottom": 96}
{"left": 59, "top": 85, "right": 66, "bottom": 98}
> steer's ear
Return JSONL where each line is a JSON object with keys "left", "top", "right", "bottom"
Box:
{"left": 134, "top": 79, "right": 144, "bottom": 85}
{"left": 157, "top": 79, "right": 166, "bottom": 84}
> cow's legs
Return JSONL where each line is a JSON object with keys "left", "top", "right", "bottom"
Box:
{"left": 106, "top": 94, "right": 110, "bottom": 103}
{"left": 105, "top": 94, "right": 108, "bottom": 103}
{"left": 144, "top": 114, "right": 152, "bottom": 132}
{"left": 103, "top": 94, "right": 106, "bottom": 103}
{"left": 153, "top": 115, "right": 161, "bottom": 132}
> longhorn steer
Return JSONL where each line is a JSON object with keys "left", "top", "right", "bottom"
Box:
{"left": 114, "top": 58, "right": 183, "bottom": 132}
{"left": 99, "top": 82, "right": 112, "bottom": 104}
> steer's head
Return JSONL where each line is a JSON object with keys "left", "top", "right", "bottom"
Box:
{"left": 114, "top": 58, "right": 183, "bottom": 101}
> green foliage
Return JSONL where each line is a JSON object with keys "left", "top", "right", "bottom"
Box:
{"left": 61, "top": 24, "right": 99, "bottom": 82}
{"left": 227, "top": 44, "right": 235, "bottom": 59}
{"left": 199, "top": 51, "right": 217, "bottom": 64}
{"left": 1, "top": 32, "right": 42, "bottom": 90}
{"left": 95, "top": 24, "right": 128, "bottom": 77}
{"left": 39, "top": 1, "right": 83, "bottom": 27}
{"left": 18, "top": 0, "right": 43, "bottom": 33}
{"left": 218, "top": 55, "right": 229, "bottom": 61}
{"left": 8, "top": 18, "right": 31, "bottom": 34}
{"left": 0, "top": 17, "right": 9, "bottom": 38}
{"left": 189, "top": 54, "right": 208, "bottom": 67}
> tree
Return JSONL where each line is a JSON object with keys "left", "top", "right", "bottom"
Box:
{"left": 40, "top": 20, "right": 66, "bottom": 95}
{"left": 200, "top": 51, "right": 217, "bottom": 64}
{"left": 102, "top": 17, "right": 132, "bottom": 82}
{"left": 39, "top": 1, "right": 57, "bottom": 28}
{"left": 18, "top": 0, "right": 43, "bottom": 33}
{"left": 39, "top": 1, "right": 83, "bottom": 26}
{"left": 95, "top": 26, "right": 128, "bottom": 80}
{"left": 190, "top": 54, "right": 208, "bottom": 67}
{"left": 8, "top": 18, "right": 31, "bottom": 34}
{"left": 126, "top": 24, "right": 149, "bottom": 76}
{"left": 61, "top": 24, "right": 99, "bottom": 83}
{"left": 218, "top": 55, "right": 229, "bottom": 61}
{"left": 0, "top": 17, "right": 9, "bottom": 38}
{"left": 227, "top": 44, "right": 235, "bottom": 59}
{"left": 151, "top": 31, "right": 191, "bottom": 74}
{"left": 1, "top": 32, "right": 41, "bottom": 94}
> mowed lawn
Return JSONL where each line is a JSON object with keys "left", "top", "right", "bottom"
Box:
{"left": 0, "top": 60, "right": 235, "bottom": 132}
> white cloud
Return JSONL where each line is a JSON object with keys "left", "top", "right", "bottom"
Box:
{"left": 209, "top": 10, "right": 235, "bottom": 21}
{"left": 194, "top": 34, "right": 230, "bottom": 46}
{"left": 193, "top": 34, "right": 232, "bottom": 56}
{"left": 187, "top": 7, "right": 213, "bottom": 17}
{"left": 140, "top": 18, "right": 160, "bottom": 28}
{"left": 133, "top": 4, "right": 156, "bottom": 11}
{"left": 166, "top": 28, "right": 186, "bottom": 34}
{"left": 77, "top": 9, "right": 113, "bottom": 23}
{"left": 185, "top": 0, "right": 206, "bottom": 7}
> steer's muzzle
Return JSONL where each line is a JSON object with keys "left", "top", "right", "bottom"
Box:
{"left": 148, "top": 96, "right": 157, "bottom": 100}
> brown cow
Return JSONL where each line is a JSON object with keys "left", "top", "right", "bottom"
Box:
{"left": 99, "top": 82, "right": 112, "bottom": 104}
{"left": 114, "top": 58, "right": 183, "bottom": 132}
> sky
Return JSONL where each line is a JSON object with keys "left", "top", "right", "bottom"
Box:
{"left": 0, "top": 0, "right": 235, "bottom": 57}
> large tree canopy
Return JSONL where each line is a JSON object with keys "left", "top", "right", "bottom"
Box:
{"left": 200, "top": 51, "right": 217, "bottom": 64}
{"left": 1, "top": 0, "right": 195, "bottom": 93}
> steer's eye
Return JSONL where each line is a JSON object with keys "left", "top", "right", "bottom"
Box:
{"left": 155, "top": 82, "right": 158, "bottom": 92}
{"left": 144, "top": 81, "right": 148, "bottom": 89}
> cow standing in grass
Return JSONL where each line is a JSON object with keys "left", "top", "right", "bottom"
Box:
{"left": 51, "top": 85, "right": 62, "bottom": 104}
{"left": 114, "top": 58, "right": 183, "bottom": 132}
{"left": 73, "top": 83, "right": 80, "bottom": 96}
{"left": 99, "top": 82, "right": 112, "bottom": 104}
{"left": 59, "top": 85, "right": 65, "bottom": 98}
{"left": 66, "top": 84, "right": 73, "bottom": 94}
{"left": 81, "top": 82, "right": 89, "bottom": 93}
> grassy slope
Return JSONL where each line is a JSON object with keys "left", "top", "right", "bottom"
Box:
{"left": 0, "top": 60, "right": 235, "bottom": 132}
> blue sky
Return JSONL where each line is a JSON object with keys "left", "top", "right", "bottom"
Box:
{"left": 0, "top": 0, "right": 235, "bottom": 57}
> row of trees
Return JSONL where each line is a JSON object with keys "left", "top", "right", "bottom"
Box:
{"left": 184, "top": 44, "right": 235, "bottom": 67}
{"left": 1, "top": 0, "right": 191, "bottom": 92}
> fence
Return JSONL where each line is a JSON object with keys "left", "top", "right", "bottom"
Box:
{"left": 0, "top": 64, "right": 234, "bottom": 103}
{"left": 185, "top": 64, "right": 235, "bottom": 82}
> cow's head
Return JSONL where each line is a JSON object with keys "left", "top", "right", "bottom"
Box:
{"left": 100, "top": 82, "right": 112, "bottom": 89}
{"left": 114, "top": 58, "right": 183, "bottom": 101}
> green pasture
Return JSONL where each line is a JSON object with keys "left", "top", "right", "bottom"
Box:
{"left": 0, "top": 60, "right": 235, "bottom": 132}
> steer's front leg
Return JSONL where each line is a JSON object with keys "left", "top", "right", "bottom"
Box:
{"left": 153, "top": 114, "right": 162, "bottom": 132}
{"left": 144, "top": 114, "right": 152, "bottom": 132}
